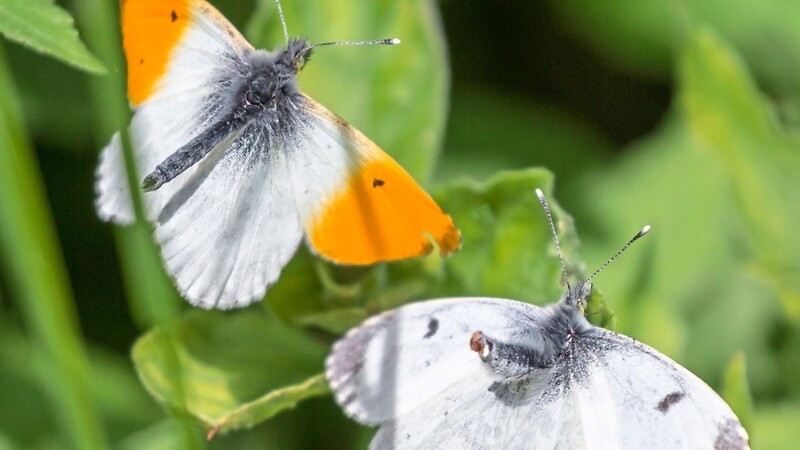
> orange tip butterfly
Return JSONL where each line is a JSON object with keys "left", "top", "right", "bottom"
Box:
{"left": 95, "top": 0, "right": 461, "bottom": 309}
{"left": 325, "top": 189, "right": 748, "bottom": 449}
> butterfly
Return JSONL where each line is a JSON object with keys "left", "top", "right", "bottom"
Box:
{"left": 326, "top": 189, "right": 749, "bottom": 449}
{"left": 94, "top": 0, "right": 460, "bottom": 309}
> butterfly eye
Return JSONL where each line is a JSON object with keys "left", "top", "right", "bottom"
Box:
{"left": 295, "top": 55, "right": 306, "bottom": 71}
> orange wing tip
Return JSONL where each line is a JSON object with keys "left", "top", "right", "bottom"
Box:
{"left": 307, "top": 157, "right": 462, "bottom": 265}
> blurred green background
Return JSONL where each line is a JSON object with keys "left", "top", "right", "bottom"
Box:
{"left": 1, "top": 0, "right": 799, "bottom": 448}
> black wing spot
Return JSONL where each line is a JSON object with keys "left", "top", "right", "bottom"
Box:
{"left": 372, "top": 178, "right": 385, "bottom": 188}
{"left": 170, "top": 10, "right": 178, "bottom": 22}
{"left": 656, "top": 391, "right": 685, "bottom": 413}
{"left": 139, "top": 58, "right": 144, "bottom": 65}
{"left": 423, "top": 318, "right": 439, "bottom": 338}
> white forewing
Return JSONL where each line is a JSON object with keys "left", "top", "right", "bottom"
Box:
{"left": 95, "top": 5, "right": 252, "bottom": 223}
{"left": 325, "top": 298, "right": 547, "bottom": 425}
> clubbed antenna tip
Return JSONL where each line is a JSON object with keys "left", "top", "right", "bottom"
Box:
{"left": 587, "top": 224, "right": 651, "bottom": 283}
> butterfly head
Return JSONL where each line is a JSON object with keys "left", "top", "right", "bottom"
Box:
{"left": 241, "top": 39, "right": 310, "bottom": 113}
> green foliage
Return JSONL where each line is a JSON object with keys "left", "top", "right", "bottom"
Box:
{"left": 132, "top": 310, "right": 329, "bottom": 436}
{"left": 571, "top": 28, "right": 800, "bottom": 404}
{"left": 0, "top": 43, "right": 107, "bottom": 449}
{"left": 1, "top": 0, "right": 799, "bottom": 449}
{"left": 554, "top": 0, "right": 800, "bottom": 100}
{"left": 0, "top": 0, "right": 104, "bottom": 74}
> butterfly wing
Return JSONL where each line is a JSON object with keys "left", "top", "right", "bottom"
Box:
{"left": 96, "top": 1, "right": 305, "bottom": 308}
{"left": 96, "top": 0, "right": 253, "bottom": 223}
{"left": 543, "top": 329, "right": 751, "bottom": 449}
{"left": 325, "top": 297, "right": 546, "bottom": 425}
{"left": 380, "top": 327, "right": 749, "bottom": 449}
{"left": 288, "top": 96, "right": 461, "bottom": 265}
{"left": 148, "top": 122, "right": 304, "bottom": 308}
{"left": 331, "top": 299, "right": 749, "bottom": 450}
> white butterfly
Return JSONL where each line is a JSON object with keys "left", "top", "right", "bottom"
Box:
{"left": 95, "top": 0, "right": 459, "bottom": 309}
{"left": 326, "top": 189, "right": 749, "bottom": 449}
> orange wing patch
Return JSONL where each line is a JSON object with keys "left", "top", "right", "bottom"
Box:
{"left": 122, "top": 0, "right": 193, "bottom": 105}
{"left": 309, "top": 151, "right": 461, "bottom": 265}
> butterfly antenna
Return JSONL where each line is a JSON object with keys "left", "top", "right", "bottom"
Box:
{"left": 586, "top": 225, "right": 651, "bottom": 283}
{"left": 274, "top": 0, "right": 289, "bottom": 45}
{"left": 311, "top": 38, "right": 401, "bottom": 49}
{"left": 535, "top": 188, "right": 571, "bottom": 290}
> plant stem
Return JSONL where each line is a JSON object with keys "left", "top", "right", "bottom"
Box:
{"left": 0, "top": 42, "right": 109, "bottom": 450}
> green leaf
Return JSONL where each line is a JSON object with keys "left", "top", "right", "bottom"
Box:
{"left": 116, "top": 421, "right": 185, "bottom": 450}
{"left": 721, "top": 352, "right": 753, "bottom": 436}
{"left": 0, "top": 0, "right": 105, "bottom": 74}
{"left": 245, "top": 0, "right": 448, "bottom": 182}
{"left": 679, "top": 28, "right": 800, "bottom": 323}
{"left": 132, "top": 309, "right": 329, "bottom": 436}
{"left": 206, "top": 374, "right": 329, "bottom": 439}
{"left": 433, "top": 169, "right": 580, "bottom": 303}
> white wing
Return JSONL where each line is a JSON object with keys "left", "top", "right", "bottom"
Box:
{"left": 325, "top": 298, "right": 547, "bottom": 425}
{"left": 95, "top": 1, "right": 252, "bottom": 223}
{"left": 330, "top": 300, "right": 749, "bottom": 449}
{"left": 554, "top": 329, "right": 751, "bottom": 449}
